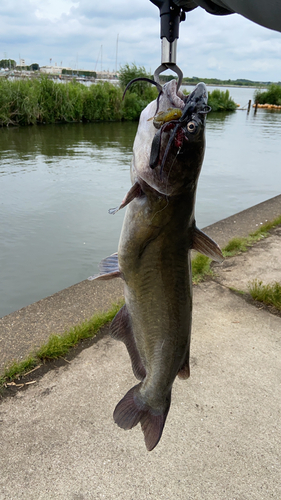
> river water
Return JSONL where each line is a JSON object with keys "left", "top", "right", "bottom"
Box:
{"left": 1, "top": 86, "right": 281, "bottom": 318}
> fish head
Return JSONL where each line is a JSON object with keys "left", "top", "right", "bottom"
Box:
{"left": 132, "top": 81, "right": 210, "bottom": 197}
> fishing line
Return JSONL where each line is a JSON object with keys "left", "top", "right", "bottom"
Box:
{"left": 165, "top": 144, "right": 182, "bottom": 190}
{"left": 149, "top": 144, "right": 181, "bottom": 223}
{"left": 149, "top": 196, "right": 169, "bottom": 223}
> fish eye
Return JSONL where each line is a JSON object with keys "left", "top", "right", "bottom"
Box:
{"left": 187, "top": 121, "right": 197, "bottom": 133}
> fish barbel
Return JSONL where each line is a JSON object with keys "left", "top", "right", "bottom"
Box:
{"left": 90, "top": 80, "right": 223, "bottom": 451}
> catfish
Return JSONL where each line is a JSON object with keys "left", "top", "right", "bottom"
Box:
{"left": 89, "top": 80, "right": 223, "bottom": 451}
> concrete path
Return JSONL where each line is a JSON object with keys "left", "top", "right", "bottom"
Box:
{"left": 0, "top": 196, "right": 281, "bottom": 500}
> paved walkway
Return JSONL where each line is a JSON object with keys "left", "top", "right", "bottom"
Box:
{"left": 0, "top": 195, "right": 281, "bottom": 499}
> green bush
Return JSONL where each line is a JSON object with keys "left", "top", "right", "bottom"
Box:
{"left": 122, "top": 92, "right": 147, "bottom": 121}
{"left": 119, "top": 63, "right": 151, "bottom": 95}
{"left": 83, "top": 81, "right": 122, "bottom": 121}
{"left": 0, "top": 79, "right": 13, "bottom": 125}
{"left": 0, "top": 78, "right": 39, "bottom": 125}
{"left": 66, "top": 82, "right": 85, "bottom": 121}
{"left": 119, "top": 63, "right": 158, "bottom": 120}
{"left": 208, "top": 89, "right": 237, "bottom": 112}
{"left": 254, "top": 84, "right": 281, "bottom": 105}
{"left": 37, "top": 77, "right": 85, "bottom": 123}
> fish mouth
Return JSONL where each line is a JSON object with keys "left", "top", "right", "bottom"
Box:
{"left": 182, "top": 82, "right": 210, "bottom": 116}
{"left": 149, "top": 82, "right": 211, "bottom": 172}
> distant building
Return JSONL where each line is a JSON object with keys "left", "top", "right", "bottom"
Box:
{"left": 40, "top": 65, "right": 69, "bottom": 75}
{"left": 96, "top": 70, "right": 119, "bottom": 79}
{"left": 39, "top": 66, "right": 118, "bottom": 79}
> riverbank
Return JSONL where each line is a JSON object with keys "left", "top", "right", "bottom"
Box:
{"left": 0, "top": 196, "right": 280, "bottom": 499}
{"left": 1, "top": 194, "right": 280, "bottom": 375}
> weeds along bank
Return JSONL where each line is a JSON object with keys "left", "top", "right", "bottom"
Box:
{"left": 0, "top": 77, "right": 152, "bottom": 126}
{"left": 0, "top": 72, "right": 237, "bottom": 127}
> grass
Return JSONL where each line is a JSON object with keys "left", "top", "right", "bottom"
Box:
{"left": 248, "top": 280, "right": 281, "bottom": 311}
{"left": 222, "top": 215, "right": 281, "bottom": 257}
{"left": 191, "top": 254, "right": 213, "bottom": 283}
{"left": 0, "top": 300, "right": 124, "bottom": 389}
{"left": 228, "top": 287, "right": 246, "bottom": 296}
{"left": 222, "top": 236, "right": 249, "bottom": 256}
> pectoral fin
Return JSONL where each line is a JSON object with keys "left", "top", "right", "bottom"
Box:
{"left": 193, "top": 227, "right": 224, "bottom": 263}
{"left": 88, "top": 252, "right": 123, "bottom": 280}
{"left": 108, "top": 182, "right": 142, "bottom": 215}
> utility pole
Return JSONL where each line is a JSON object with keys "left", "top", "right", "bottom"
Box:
{"left": 115, "top": 34, "right": 119, "bottom": 74}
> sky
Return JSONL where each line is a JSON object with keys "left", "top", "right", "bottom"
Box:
{"left": 0, "top": 0, "right": 281, "bottom": 82}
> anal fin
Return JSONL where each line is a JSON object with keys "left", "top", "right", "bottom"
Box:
{"left": 177, "top": 346, "right": 190, "bottom": 380}
{"left": 177, "top": 359, "right": 190, "bottom": 380}
{"left": 193, "top": 227, "right": 224, "bottom": 263}
{"left": 111, "top": 305, "right": 146, "bottom": 381}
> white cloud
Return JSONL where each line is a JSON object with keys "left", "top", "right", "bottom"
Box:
{"left": 33, "top": 0, "right": 79, "bottom": 21}
{"left": 0, "top": 0, "right": 280, "bottom": 81}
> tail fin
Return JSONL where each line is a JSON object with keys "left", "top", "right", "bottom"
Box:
{"left": 113, "top": 384, "right": 171, "bottom": 451}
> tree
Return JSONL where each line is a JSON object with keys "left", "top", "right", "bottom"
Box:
{"left": 0, "top": 59, "right": 16, "bottom": 69}
{"left": 30, "top": 63, "right": 39, "bottom": 71}
{"left": 119, "top": 63, "right": 153, "bottom": 97}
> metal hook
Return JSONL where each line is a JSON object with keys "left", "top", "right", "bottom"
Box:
{"left": 154, "top": 63, "right": 183, "bottom": 91}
